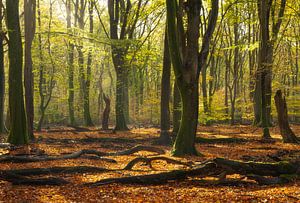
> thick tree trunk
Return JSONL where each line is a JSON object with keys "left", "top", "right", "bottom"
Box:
{"left": 172, "top": 82, "right": 181, "bottom": 136}
{"left": 115, "top": 68, "right": 129, "bottom": 131}
{"left": 0, "top": 1, "right": 4, "bottom": 134}
{"left": 159, "top": 30, "right": 171, "bottom": 145}
{"left": 24, "top": 0, "right": 36, "bottom": 140}
{"left": 172, "top": 82, "right": 199, "bottom": 156}
{"left": 274, "top": 90, "right": 299, "bottom": 143}
{"left": 102, "top": 93, "right": 110, "bottom": 130}
{"left": 7, "top": 0, "right": 29, "bottom": 145}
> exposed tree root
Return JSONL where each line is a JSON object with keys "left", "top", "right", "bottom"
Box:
{"left": 0, "top": 157, "right": 299, "bottom": 186}
{"left": 0, "top": 145, "right": 164, "bottom": 163}
{"left": 123, "top": 156, "right": 192, "bottom": 170}
{"left": 110, "top": 145, "right": 164, "bottom": 156}
{"left": 0, "top": 150, "right": 117, "bottom": 163}
{"left": 196, "top": 137, "right": 247, "bottom": 144}
{"left": 87, "top": 158, "right": 300, "bottom": 186}
{"left": 0, "top": 166, "right": 111, "bottom": 176}
{"left": 0, "top": 171, "right": 69, "bottom": 186}
{"left": 38, "top": 137, "right": 139, "bottom": 145}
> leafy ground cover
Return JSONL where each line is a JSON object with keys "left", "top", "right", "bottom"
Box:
{"left": 0, "top": 125, "right": 300, "bottom": 202}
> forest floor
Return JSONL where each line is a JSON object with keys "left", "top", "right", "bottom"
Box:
{"left": 0, "top": 125, "right": 300, "bottom": 202}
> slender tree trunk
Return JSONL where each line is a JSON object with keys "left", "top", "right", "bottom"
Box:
{"left": 158, "top": 30, "right": 171, "bottom": 145}
{"left": 0, "top": 0, "right": 5, "bottom": 133}
{"left": 24, "top": 0, "right": 36, "bottom": 140}
{"left": 231, "top": 23, "right": 239, "bottom": 125}
{"left": 37, "top": 0, "right": 44, "bottom": 131}
{"left": 7, "top": 0, "right": 29, "bottom": 145}
{"left": 83, "top": 0, "right": 94, "bottom": 126}
{"left": 224, "top": 58, "right": 229, "bottom": 116}
{"left": 102, "top": 93, "right": 110, "bottom": 130}
{"left": 274, "top": 90, "right": 299, "bottom": 143}
{"left": 202, "top": 65, "right": 209, "bottom": 114}
{"left": 208, "top": 56, "right": 216, "bottom": 113}
{"left": 66, "top": 0, "right": 76, "bottom": 126}
{"left": 37, "top": 0, "right": 55, "bottom": 131}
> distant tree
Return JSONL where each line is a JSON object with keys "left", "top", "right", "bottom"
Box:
{"left": 0, "top": 0, "right": 5, "bottom": 134}
{"left": 7, "top": 0, "right": 28, "bottom": 144}
{"left": 256, "top": 0, "right": 286, "bottom": 138}
{"left": 107, "top": 0, "right": 145, "bottom": 131}
{"left": 66, "top": 0, "right": 76, "bottom": 126}
{"left": 74, "top": 0, "right": 94, "bottom": 126}
{"left": 102, "top": 93, "right": 111, "bottom": 130}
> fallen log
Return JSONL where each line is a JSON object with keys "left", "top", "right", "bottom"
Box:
{"left": 0, "top": 145, "right": 164, "bottom": 163}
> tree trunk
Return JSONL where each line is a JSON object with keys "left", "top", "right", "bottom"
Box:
{"left": 159, "top": 30, "right": 171, "bottom": 145}
{"left": 7, "top": 0, "right": 29, "bottom": 145}
{"left": 102, "top": 93, "right": 110, "bottom": 130}
{"left": 274, "top": 90, "right": 299, "bottom": 143}
{"left": 257, "top": 0, "right": 274, "bottom": 138}
{"left": 253, "top": 71, "right": 262, "bottom": 125}
{"left": 224, "top": 58, "right": 229, "bottom": 116}
{"left": 66, "top": 0, "right": 76, "bottom": 126}
{"left": 172, "top": 82, "right": 181, "bottom": 136}
{"left": 172, "top": 82, "right": 199, "bottom": 156}
{"left": 36, "top": 0, "right": 44, "bottom": 132}
{"left": 0, "top": 0, "right": 5, "bottom": 133}
{"left": 231, "top": 23, "right": 239, "bottom": 125}
{"left": 115, "top": 67, "right": 129, "bottom": 130}
{"left": 24, "top": 0, "right": 36, "bottom": 140}
{"left": 202, "top": 65, "right": 209, "bottom": 114}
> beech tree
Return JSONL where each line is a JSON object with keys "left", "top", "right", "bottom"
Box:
{"left": 7, "top": 0, "right": 28, "bottom": 145}
{"left": 167, "top": 0, "right": 219, "bottom": 155}
{"left": 107, "top": 0, "right": 145, "bottom": 131}
{"left": 257, "top": 0, "right": 286, "bottom": 138}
